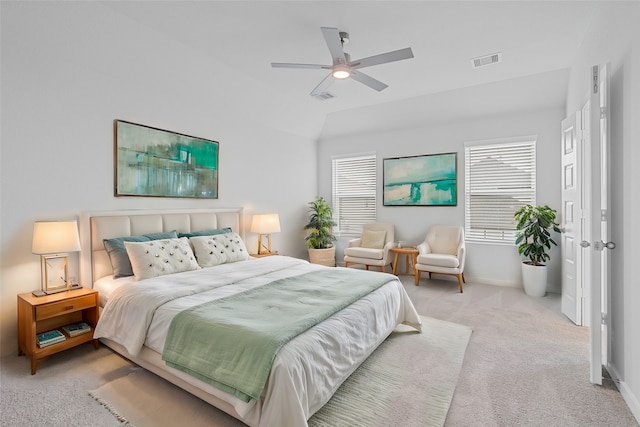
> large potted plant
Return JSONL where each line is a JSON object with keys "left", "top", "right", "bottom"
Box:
{"left": 514, "top": 204, "right": 562, "bottom": 297}
{"left": 304, "top": 196, "right": 337, "bottom": 267}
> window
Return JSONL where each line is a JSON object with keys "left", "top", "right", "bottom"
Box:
{"left": 464, "top": 138, "right": 536, "bottom": 244}
{"left": 332, "top": 153, "right": 377, "bottom": 236}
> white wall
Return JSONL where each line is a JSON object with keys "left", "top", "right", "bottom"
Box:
{"left": 0, "top": 2, "right": 317, "bottom": 356}
{"left": 566, "top": 2, "right": 640, "bottom": 421}
{"left": 318, "top": 104, "right": 564, "bottom": 289}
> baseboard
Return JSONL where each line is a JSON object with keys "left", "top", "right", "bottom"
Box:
{"left": 608, "top": 364, "right": 640, "bottom": 423}
{"left": 465, "top": 276, "right": 521, "bottom": 288}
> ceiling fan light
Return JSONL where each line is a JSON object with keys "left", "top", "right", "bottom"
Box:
{"left": 332, "top": 65, "right": 351, "bottom": 79}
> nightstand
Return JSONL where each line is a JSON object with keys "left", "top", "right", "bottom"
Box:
{"left": 17, "top": 287, "right": 100, "bottom": 374}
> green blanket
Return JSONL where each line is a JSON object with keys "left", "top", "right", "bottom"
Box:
{"left": 162, "top": 268, "right": 393, "bottom": 402}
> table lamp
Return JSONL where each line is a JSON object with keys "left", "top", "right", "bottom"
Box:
{"left": 32, "top": 220, "right": 82, "bottom": 294}
{"left": 250, "top": 214, "right": 281, "bottom": 255}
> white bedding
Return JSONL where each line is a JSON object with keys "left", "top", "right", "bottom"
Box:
{"left": 93, "top": 274, "right": 134, "bottom": 306}
{"left": 94, "top": 256, "right": 422, "bottom": 427}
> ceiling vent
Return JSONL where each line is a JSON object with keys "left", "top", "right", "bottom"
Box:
{"left": 471, "top": 52, "right": 502, "bottom": 69}
{"left": 312, "top": 92, "right": 335, "bottom": 101}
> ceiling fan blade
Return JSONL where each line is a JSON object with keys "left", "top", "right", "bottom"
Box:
{"left": 350, "top": 70, "right": 388, "bottom": 92}
{"left": 310, "top": 73, "right": 335, "bottom": 96}
{"left": 349, "top": 47, "right": 414, "bottom": 69}
{"left": 320, "top": 27, "right": 346, "bottom": 65}
{"left": 271, "top": 62, "right": 331, "bottom": 70}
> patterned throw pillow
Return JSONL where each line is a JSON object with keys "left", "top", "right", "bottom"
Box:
{"left": 124, "top": 237, "right": 200, "bottom": 281}
{"left": 103, "top": 230, "right": 179, "bottom": 278}
{"left": 190, "top": 232, "right": 250, "bottom": 267}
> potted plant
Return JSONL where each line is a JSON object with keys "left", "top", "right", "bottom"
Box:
{"left": 304, "top": 196, "right": 337, "bottom": 267}
{"left": 514, "top": 204, "right": 562, "bottom": 297}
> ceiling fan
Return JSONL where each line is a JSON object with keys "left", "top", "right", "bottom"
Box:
{"left": 271, "top": 27, "right": 414, "bottom": 97}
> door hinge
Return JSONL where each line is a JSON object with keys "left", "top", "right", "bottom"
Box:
{"left": 600, "top": 107, "right": 607, "bottom": 119}
{"left": 601, "top": 312, "right": 608, "bottom": 325}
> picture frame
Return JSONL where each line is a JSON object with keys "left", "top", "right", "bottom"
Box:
{"left": 383, "top": 152, "right": 457, "bottom": 206}
{"left": 114, "top": 120, "right": 219, "bottom": 198}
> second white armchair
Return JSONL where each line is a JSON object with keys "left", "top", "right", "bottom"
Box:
{"left": 414, "top": 225, "right": 466, "bottom": 292}
{"left": 344, "top": 223, "right": 395, "bottom": 272}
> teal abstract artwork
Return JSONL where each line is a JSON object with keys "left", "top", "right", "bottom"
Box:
{"left": 383, "top": 153, "right": 457, "bottom": 206}
{"left": 115, "top": 120, "right": 219, "bottom": 199}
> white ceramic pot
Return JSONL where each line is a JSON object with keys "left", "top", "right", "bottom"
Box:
{"left": 521, "top": 262, "right": 547, "bottom": 297}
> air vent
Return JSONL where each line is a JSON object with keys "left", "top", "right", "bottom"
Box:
{"left": 471, "top": 52, "right": 502, "bottom": 69}
{"left": 312, "top": 92, "right": 335, "bottom": 101}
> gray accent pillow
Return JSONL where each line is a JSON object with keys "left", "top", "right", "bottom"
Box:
{"left": 178, "top": 227, "right": 232, "bottom": 238}
{"left": 103, "top": 230, "right": 178, "bottom": 278}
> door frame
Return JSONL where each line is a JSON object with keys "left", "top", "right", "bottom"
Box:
{"left": 588, "top": 63, "right": 611, "bottom": 385}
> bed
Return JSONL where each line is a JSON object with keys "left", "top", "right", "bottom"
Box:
{"left": 80, "top": 208, "right": 422, "bottom": 427}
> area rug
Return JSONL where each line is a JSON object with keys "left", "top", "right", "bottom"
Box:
{"left": 89, "top": 316, "right": 472, "bottom": 427}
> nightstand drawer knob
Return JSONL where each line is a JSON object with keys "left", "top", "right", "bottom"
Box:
{"left": 63, "top": 305, "right": 74, "bottom": 311}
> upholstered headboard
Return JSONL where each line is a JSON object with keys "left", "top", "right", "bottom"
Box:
{"left": 79, "top": 208, "right": 243, "bottom": 286}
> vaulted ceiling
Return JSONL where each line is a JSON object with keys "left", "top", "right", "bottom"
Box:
{"left": 102, "top": 1, "right": 598, "bottom": 140}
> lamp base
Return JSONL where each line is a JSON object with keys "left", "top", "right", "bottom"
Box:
{"left": 32, "top": 284, "right": 82, "bottom": 297}
{"left": 257, "top": 233, "right": 273, "bottom": 255}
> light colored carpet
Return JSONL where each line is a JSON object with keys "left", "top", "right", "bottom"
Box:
{"left": 89, "top": 316, "right": 472, "bottom": 427}
{"left": 3, "top": 279, "right": 638, "bottom": 426}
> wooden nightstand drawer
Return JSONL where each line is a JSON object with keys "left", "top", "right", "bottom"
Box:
{"left": 35, "top": 294, "right": 96, "bottom": 321}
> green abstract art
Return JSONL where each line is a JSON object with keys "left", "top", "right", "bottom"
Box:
{"left": 115, "top": 120, "right": 219, "bottom": 199}
{"left": 383, "top": 152, "right": 457, "bottom": 206}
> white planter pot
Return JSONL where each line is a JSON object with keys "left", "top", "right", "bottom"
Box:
{"left": 521, "top": 262, "right": 547, "bottom": 297}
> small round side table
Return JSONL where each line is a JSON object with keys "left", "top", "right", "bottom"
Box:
{"left": 390, "top": 246, "right": 418, "bottom": 275}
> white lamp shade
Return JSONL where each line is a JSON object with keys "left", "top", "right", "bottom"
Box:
{"left": 32, "top": 221, "right": 81, "bottom": 254}
{"left": 250, "top": 214, "right": 281, "bottom": 234}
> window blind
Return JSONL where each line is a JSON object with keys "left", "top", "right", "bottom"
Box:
{"left": 332, "top": 154, "right": 377, "bottom": 236}
{"left": 464, "top": 139, "right": 536, "bottom": 243}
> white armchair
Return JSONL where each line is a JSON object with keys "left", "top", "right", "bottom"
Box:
{"left": 414, "top": 225, "right": 466, "bottom": 292}
{"left": 344, "top": 223, "right": 395, "bottom": 272}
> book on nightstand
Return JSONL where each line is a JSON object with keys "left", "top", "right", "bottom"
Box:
{"left": 37, "top": 330, "right": 66, "bottom": 347}
{"left": 61, "top": 322, "right": 91, "bottom": 337}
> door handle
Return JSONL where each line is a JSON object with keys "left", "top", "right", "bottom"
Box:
{"left": 583, "top": 240, "right": 616, "bottom": 251}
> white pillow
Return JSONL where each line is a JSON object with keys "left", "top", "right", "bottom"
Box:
{"left": 124, "top": 237, "right": 200, "bottom": 281}
{"left": 190, "top": 232, "right": 250, "bottom": 267}
{"left": 361, "top": 229, "right": 387, "bottom": 249}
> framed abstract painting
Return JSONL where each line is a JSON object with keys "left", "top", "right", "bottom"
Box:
{"left": 383, "top": 152, "right": 457, "bottom": 206}
{"left": 114, "top": 120, "right": 219, "bottom": 199}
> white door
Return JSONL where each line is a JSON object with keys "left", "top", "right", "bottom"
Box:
{"left": 587, "top": 63, "right": 613, "bottom": 385}
{"left": 560, "top": 112, "right": 584, "bottom": 325}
